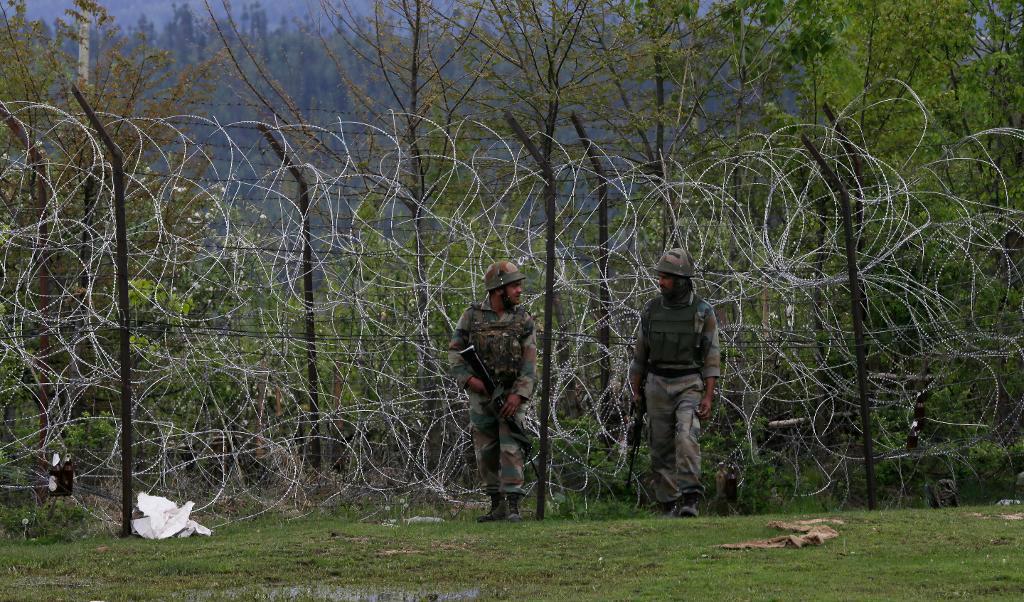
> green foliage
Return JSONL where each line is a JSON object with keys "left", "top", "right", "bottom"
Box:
{"left": 960, "top": 439, "right": 1024, "bottom": 496}
{"left": 0, "top": 447, "right": 28, "bottom": 493}
{"left": 549, "top": 415, "right": 628, "bottom": 493}
{"left": 783, "top": 0, "right": 848, "bottom": 65}
{"left": 737, "top": 456, "right": 793, "bottom": 514}
{"left": 0, "top": 303, "right": 29, "bottom": 411}
{"left": 630, "top": 0, "right": 698, "bottom": 29}
{"left": 0, "top": 501, "right": 92, "bottom": 543}
{"left": 63, "top": 412, "right": 116, "bottom": 461}
{"left": 128, "top": 278, "right": 194, "bottom": 315}
{"left": 548, "top": 491, "right": 648, "bottom": 520}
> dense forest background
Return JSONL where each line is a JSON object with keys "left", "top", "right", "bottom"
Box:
{"left": 24, "top": 0, "right": 339, "bottom": 35}
{"left": 9, "top": 0, "right": 1023, "bottom": 161}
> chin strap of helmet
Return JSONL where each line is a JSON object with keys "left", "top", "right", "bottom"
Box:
{"left": 494, "top": 268, "right": 514, "bottom": 309}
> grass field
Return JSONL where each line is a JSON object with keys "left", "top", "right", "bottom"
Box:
{"left": 2, "top": 505, "right": 1023, "bottom": 601}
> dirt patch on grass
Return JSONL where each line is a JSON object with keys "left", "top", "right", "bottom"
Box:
{"left": 329, "top": 532, "right": 371, "bottom": 543}
{"left": 377, "top": 548, "right": 423, "bottom": 556}
{"left": 967, "top": 512, "right": 1024, "bottom": 520}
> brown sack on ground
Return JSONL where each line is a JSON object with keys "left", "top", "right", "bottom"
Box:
{"left": 766, "top": 518, "right": 845, "bottom": 532}
{"left": 720, "top": 518, "right": 843, "bottom": 550}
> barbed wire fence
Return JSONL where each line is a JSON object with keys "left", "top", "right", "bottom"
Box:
{"left": 0, "top": 91, "right": 1022, "bottom": 528}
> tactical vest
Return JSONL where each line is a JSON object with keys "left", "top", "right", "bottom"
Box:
{"left": 645, "top": 296, "right": 703, "bottom": 368}
{"left": 470, "top": 304, "right": 529, "bottom": 386}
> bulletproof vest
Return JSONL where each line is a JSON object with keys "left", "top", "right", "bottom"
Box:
{"left": 470, "top": 304, "right": 528, "bottom": 386}
{"left": 646, "top": 296, "right": 703, "bottom": 368}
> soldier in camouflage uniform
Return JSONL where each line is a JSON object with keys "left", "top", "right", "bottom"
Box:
{"left": 629, "top": 248, "right": 721, "bottom": 518}
{"left": 449, "top": 261, "right": 538, "bottom": 523}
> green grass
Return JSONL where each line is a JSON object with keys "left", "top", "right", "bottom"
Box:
{"left": 2, "top": 506, "right": 1024, "bottom": 600}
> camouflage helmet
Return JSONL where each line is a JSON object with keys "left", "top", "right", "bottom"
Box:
{"left": 654, "top": 248, "right": 695, "bottom": 278}
{"left": 484, "top": 260, "right": 526, "bottom": 291}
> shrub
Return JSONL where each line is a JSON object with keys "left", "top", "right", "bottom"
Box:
{"left": 0, "top": 500, "right": 93, "bottom": 543}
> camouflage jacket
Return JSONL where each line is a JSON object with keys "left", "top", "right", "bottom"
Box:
{"left": 449, "top": 298, "right": 538, "bottom": 401}
{"left": 628, "top": 290, "right": 722, "bottom": 382}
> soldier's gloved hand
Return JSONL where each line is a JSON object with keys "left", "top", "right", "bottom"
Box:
{"left": 501, "top": 393, "right": 523, "bottom": 418}
{"left": 466, "top": 376, "right": 487, "bottom": 395}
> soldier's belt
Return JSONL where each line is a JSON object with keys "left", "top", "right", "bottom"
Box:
{"left": 648, "top": 366, "right": 702, "bottom": 378}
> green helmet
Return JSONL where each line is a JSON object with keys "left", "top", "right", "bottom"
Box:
{"left": 484, "top": 260, "right": 526, "bottom": 291}
{"left": 654, "top": 248, "right": 695, "bottom": 277}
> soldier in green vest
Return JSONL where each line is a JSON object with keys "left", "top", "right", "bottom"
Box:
{"left": 629, "top": 248, "right": 721, "bottom": 517}
{"left": 449, "top": 261, "right": 538, "bottom": 522}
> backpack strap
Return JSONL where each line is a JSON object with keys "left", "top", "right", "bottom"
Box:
{"left": 641, "top": 298, "right": 657, "bottom": 341}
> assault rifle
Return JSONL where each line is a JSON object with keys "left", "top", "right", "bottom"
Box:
{"left": 625, "top": 381, "right": 646, "bottom": 491}
{"left": 458, "top": 345, "right": 535, "bottom": 467}
{"left": 459, "top": 345, "right": 497, "bottom": 393}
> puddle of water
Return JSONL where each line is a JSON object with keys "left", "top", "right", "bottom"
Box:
{"left": 182, "top": 585, "right": 481, "bottom": 601}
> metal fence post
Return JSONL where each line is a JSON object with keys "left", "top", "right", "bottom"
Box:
{"left": 802, "top": 133, "right": 878, "bottom": 510}
{"left": 570, "top": 114, "right": 613, "bottom": 429}
{"left": 504, "top": 112, "right": 555, "bottom": 520}
{"left": 72, "top": 85, "right": 135, "bottom": 533}
{"left": 259, "top": 126, "right": 321, "bottom": 469}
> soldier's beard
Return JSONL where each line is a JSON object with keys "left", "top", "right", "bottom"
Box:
{"left": 661, "top": 276, "right": 692, "bottom": 305}
{"left": 501, "top": 291, "right": 518, "bottom": 309}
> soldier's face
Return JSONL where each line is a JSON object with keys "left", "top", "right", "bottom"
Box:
{"left": 503, "top": 282, "right": 523, "bottom": 305}
{"left": 657, "top": 272, "right": 674, "bottom": 292}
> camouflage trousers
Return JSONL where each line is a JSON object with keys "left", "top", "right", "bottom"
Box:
{"left": 646, "top": 373, "right": 705, "bottom": 503}
{"left": 468, "top": 391, "right": 527, "bottom": 496}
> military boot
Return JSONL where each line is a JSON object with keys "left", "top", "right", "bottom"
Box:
{"left": 476, "top": 494, "right": 507, "bottom": 523}
{"left": 505, "top": 494, "right": 523, "bottom": 523}
{"left": 658, "top": 501, "right": 677, "bottom": 517}
{"left": 675, "top": 493, "right": 700, "bottom": 518}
